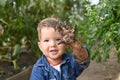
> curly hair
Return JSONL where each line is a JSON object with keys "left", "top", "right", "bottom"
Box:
{"left": 37, "top": 17, "right": 67, "bottom": 40}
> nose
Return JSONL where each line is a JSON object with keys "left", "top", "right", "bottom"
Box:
{"left": 50, "top": 40, "right": 57, "bottom": 47}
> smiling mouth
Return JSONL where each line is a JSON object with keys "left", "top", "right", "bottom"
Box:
{"left": 50, "top": 50, "right": 58, "bottom": 54}
{"left": 50, "top": 50, "right": 58, "bottom": 52}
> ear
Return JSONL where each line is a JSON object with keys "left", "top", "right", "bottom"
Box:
{"left": 38, "top": 42, "right": 41, "bottom": 50}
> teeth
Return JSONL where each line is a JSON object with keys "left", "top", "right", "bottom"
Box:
{"left": 50, "top": 50, "right": 58, "bottom": 52}
{"left": 52, "top": 50, "right": 56, "bottom": 52}
{"left": 50, "top": 50, "right": 55, "bottom": 52}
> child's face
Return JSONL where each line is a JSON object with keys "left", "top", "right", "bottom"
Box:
{"left": 38, "top": 27, "right": 66, "bottom": 61}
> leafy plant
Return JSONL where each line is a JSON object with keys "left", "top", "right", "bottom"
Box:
{"left": 0, "top": 0, "right": 82, "bottom": 69}
{"left": 84, "top": 0, "right": 120, "bottom": 62}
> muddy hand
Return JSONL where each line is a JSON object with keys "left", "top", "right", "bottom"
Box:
{"left": 58, "top": 25, "right": 77, "bottom": 45}
{"left": 57, "top": 39, "right": 65, "bottom": 45}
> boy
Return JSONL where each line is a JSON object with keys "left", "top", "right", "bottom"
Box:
{"left": 30, "top": 17, "right": 90, "bottom": 80}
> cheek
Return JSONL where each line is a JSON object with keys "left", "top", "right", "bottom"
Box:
{"left": 59, "top": 44, "right": 66, "bottom": 51}
{"left": 38, "top": 42, "right": 47, "bottom": 51}
{"left": 40, "top": 44, "right": 48, "bottom": 51}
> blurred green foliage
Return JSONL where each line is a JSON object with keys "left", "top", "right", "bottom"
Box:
{"left": 0, "top": 0, "right": 120, "bottom": 69}
{"left": 85, "top": 0, "right": 120, "bottom": 62}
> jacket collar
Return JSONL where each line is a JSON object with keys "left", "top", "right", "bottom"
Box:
{"left": 36, "top": 53, "right": 71, "bottom": 71}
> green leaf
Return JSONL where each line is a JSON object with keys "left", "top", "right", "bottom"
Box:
{"left": 90, "top": 50, "right": 99, "bottom": 60}
{"left": 103, "top": 51, "right": 109, "bottom": 61}
{"left": 96, "top": 53, "right": 102, "bottom": 62}
{"left": 12, "top": 60, "right": 20, "bottom": 70}
{"left": 12, "top": 44, "right": 21, "bottom": 60}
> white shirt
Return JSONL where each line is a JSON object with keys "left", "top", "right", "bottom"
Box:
{"left": 52, "top": 64, "right": 61, "bottom": 72}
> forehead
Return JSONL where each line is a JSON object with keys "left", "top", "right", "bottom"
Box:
{"left": 41, "top": 27, "right": 55, "bottom": 32}
{"left": 40, "top": 27, "right": 61, "bottom": 36}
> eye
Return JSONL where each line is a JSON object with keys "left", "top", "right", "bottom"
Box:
{"left": 56, "top": 38, "right": 61, "bottom": 41}
{"left": 44, "top": 39, "right": 49, "bottom": 42}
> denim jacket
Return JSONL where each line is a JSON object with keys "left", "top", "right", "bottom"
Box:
{"left": 30, "top": 49, "right": 90, "bottom": 80}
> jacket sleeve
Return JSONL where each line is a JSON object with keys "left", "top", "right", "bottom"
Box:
{"left": 72, "top": 46, "right": 90, "bottom": 77}
{"left": 30, "top": 65, "right": 44, "bottom": 80}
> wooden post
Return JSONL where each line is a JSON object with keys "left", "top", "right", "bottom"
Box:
{"left": 6, "top": 66, "right": 32, "bottom": 80}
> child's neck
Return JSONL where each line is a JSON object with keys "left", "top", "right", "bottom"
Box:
{"left": 47, "top": 57, "right": 62, "bottom": 66}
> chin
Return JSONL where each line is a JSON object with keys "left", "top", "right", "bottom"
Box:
{"left": 50, "top": 55, "right": 61, "bottom": 60}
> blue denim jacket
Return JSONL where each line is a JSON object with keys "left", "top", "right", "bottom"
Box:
{"left": 30, "top": 49, "right": 90, "bottom": 80}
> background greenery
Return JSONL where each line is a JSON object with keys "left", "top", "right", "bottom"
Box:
{"left": 0, "top": 0, "right": 120, "bottom": 69}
